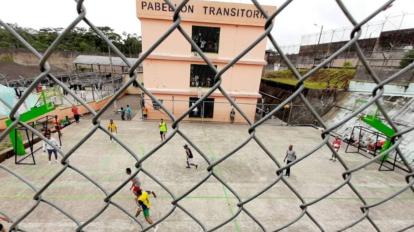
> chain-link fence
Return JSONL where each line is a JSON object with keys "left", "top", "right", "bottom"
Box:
{"left": 1, "top": 0, "right": 414, "bottom": 231}
{"left": 300, "top": 13, "right": 414, "bottom": 46}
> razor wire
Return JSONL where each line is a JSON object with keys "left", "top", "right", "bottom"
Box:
{"left": 0, "top": 0, "right": 413, "bottom": 231}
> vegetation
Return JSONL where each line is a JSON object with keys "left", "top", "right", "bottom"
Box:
{"left": 263, "top": 68, "right": 356, "bottom": 90}
{"left": 0, "top": 54, "right": 13, "bottom": 62}
{"left": 0, "top": 24, "right": 141, "bottom": 57}
{"left": 400, "top": 49, "right": 414, "bottom": 69}
{"left": 342, "top": 61, "right": 353, "bottom": 68}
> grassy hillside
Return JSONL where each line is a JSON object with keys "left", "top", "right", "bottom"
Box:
{"left": 263, "top": 68, "right": 356, "bottom": 90}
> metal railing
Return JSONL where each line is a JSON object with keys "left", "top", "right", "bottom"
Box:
{"left": 0, "top": 0, "right": 414, "bottom": 231}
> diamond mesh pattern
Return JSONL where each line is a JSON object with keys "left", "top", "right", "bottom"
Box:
{"left": 0, "top": 0, "right": 413, "bottom": 231}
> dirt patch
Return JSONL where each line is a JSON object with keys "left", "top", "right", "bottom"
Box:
{"left": 0, "top": 62, "right": 64, "bottom": 80}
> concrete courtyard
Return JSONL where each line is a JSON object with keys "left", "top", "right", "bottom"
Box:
{"left": 0, "top": 114, "right": 413, "bottom": 231}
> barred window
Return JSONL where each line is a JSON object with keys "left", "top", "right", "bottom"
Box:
{"left": 191, "top": 26, "right": 220, "bottom": 53}
{"left": 190, "top": 64, "right": 216, "bottom": 88}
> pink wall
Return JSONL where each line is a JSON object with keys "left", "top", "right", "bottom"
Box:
{"left": 138, "top": 0, "right": 270, "bottom": 123}
{"left": 143, "top": 59, "right": 263, "bottom": 94}
{"left": 144, "top": 94, "right": 257, "bottom": 123}
{"left": 143, "top": 60, "right": 190, "bottom": 89}
{"left": 141, "top": 19, "right": 267, "bottom": 62}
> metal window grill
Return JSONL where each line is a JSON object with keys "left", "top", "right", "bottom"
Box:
{"left": 1, "top": 0, "right": 414, "bottom": 231}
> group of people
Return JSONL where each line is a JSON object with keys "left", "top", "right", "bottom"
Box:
{"left": 120, "top": 105, "right": 133, "bottom": 121}
{"left": 106, "top": 118, "right": 199, "bottom": 170}
{"left": 344, "top": 133, "right": 386, "bottom": 155}
{"left": 282, "top": 136, "right": 345, "bottom": 176}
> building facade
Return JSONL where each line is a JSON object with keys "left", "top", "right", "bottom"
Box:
{"left": 136, "top": 0, "right": 276, "bottom": 122}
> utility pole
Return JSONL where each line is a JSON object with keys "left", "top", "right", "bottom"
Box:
{"left": 108, "top": 44, "right": 115, "bottom": 93}
{"left": 317, "top": 25, "right": 324, "bottom": 45}
{"left": 314, "top": 24, "right": 324, "bottom": 67}
{"left": 398, "top": 13, "right": 406, "bottom": 30}
{"left": 372, "top": 16, "right": 388, "bottom": 55}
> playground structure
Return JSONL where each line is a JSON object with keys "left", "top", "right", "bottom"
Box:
{"left": 344, "top": 114, "right": 403, "bottom": 171}
{"left": 0, "top": 71, "right": 123, "bottom": 163}
{"left": 12, "top": 115, "right": 62, "bottom": 165}
{"left": 2, "top": 84, "right": 67, "bottom": 164}
{"left": 0, "top": 72, "right": 123, "bottom": 107}
{"left": 5, "top": 94, "right": 56, "bottom": 164}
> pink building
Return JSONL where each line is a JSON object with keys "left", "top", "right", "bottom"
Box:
{"left": 136, "top": 0, "right": 276, "bottom": 123}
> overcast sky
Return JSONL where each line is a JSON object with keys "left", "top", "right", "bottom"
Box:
{"left": 0, "top": 0, "right": 413, "bottom": 48}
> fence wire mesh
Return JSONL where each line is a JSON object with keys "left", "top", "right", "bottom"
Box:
{"left": 1, "top": 0, "right": 414, "bottom": 231}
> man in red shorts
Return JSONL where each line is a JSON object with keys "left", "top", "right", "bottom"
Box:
{"left": 330, "top": 136, "right": 342, "bottom": 161}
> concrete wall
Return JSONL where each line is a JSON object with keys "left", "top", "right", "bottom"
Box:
{"left": 124, "top": 73, "right": 144, "bottom": 95}
{"left": 349, "top": 81, "right": 414, "bottom": 96}
{"left": 0, "top": 49, "right": 79, "bottom": 72}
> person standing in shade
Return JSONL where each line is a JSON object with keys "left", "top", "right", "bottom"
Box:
{"left": 140, "top": 94, "right": 145, "bottom": 108}
{"left": 230, "top": 108, "right": 235, "bottom": 124}
{"left": 71, "top": 105, "right": 80, "bottom": 123}
{"left": 135, "top": 189, "right": 158, "bottom": 231}
{"left": 184, "top": 144, "right": 198, "bottom": 169}
{"left": 43, "top": 133, "right": 60, "bottom": 164}
{"left": 283, "top": 145, "right": 296, "bottom": 177}
{"left": 107, "top": 119, "right": 118, "bottom": 142}
{"left": 330, "top": 136, "right": 342, "bottom": 161}
{"left": 126, "top": 105, "right": 132, "bottom": 120}
{"left": 159, "top": 119, "right": 167, "bottom": 141}
{"left": 120, "top": 107, "right": 125, "bottom": 121}
{"left": 142, "top": 106, "right": 148, "bottom": 120}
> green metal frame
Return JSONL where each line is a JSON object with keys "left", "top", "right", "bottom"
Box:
{"left": 6, "top": 91, "right": 55, "bottom": 157}
{"left": 361, "top": 114, "right": 396, "bottom": 170}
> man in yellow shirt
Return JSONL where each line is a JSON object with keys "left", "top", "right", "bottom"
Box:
{"left": 107, "top": 119, "right": 117, "bottom": 142}
{"left": 135, "top": 189, "right": 158, "bottom": 230}
{"left": 159, "top": 119, "right": 167, "bottom": 141}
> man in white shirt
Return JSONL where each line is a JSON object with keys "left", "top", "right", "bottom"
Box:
{"left": 43, "top": 133, "right": 60, "bottom": 164}
{"left": 283, "top": 145, "right": 297, "bottom": 177}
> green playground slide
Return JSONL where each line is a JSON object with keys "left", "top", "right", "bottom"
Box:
{"left": 6, "top": 92, "right": 54, "bottom": 156}
{"left": 361, "top": 115, "right": 395, "bottom": 161}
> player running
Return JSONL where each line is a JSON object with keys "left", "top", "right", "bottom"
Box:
{"left": 135, "top": 189, "right": 158, "bottom": 231}
{"left": 184, "top": 144, "right": 198, "bottom": 169}
{"left": 330, "top": 136, "right": 342, "bottom": 161}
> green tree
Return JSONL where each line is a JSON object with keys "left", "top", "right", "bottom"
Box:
{"left": 0, "top": 23, "right": 142, "bottom": 56}
{"left": 122, "top": 33, "right": 141, "bottom": 57}
{"left": 400, "top": 49, "right": 414, "bottom": 69}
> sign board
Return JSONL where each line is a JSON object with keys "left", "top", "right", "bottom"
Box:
{"left": 137, "top": 0, "right": 277, "bottom": 27}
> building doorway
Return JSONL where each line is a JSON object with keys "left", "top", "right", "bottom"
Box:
{"left": 189, "top": 97, "right": 214, "bottom": 118}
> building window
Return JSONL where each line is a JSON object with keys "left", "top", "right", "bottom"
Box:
{"left": 190, "top": 64, "right": 216, "bottom": 88}
{"left": 189, "top": 97, "right": 214, "bottom": 118}
{"left": 192, "top": 26, "right": 220, "bottom": 53}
